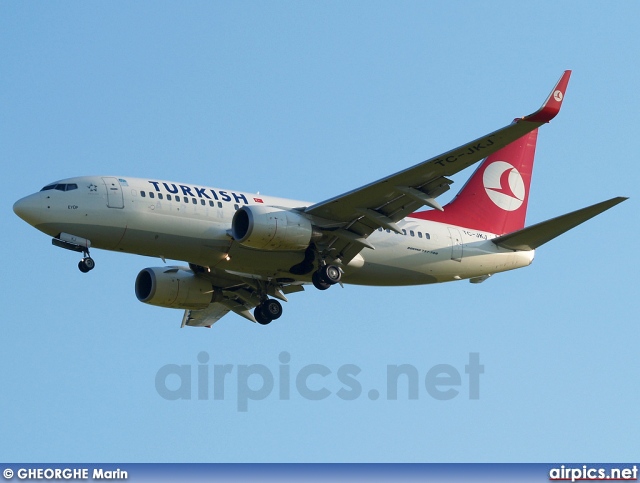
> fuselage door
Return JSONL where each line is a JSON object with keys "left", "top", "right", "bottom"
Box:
{"left": 102, "top": 177, "right": 124, "bottom": 209}
{"left": 448, "top": 227, "right": 463, "bottom": 262}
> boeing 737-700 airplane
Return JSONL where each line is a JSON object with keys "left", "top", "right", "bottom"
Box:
{"left": 13, "top": 71, "right": 626, "bottom": 327}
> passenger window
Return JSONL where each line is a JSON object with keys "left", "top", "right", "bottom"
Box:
{"left": 410, "top": 230, "right": 415, "bottom": 237}
{"left": 192, "top": 198, "right": 197, "bottom": 204}
{"left": 158, "top": 193, "right": 163, "bottom": 200}
{"left": 425, "top": 233, "right": 430, "bottom": 239}
{"left": 218, "top": 202, "right": 223, "bottom": 208}
{"left": 201, "top": 199, "right": 205, "bottom": 206}
{"left": 141, "top": 191, "right": 146, "bottom": 197}
{"left": 66, "top": 184, "right": 78, "bottom": 191}
{"left": 167, "top": 194, "right": 172, "bottom": 201}
{"left": 386, "top": 229, "right": 391, "bottom": 233}
{"left": 378, "top": 227, "right": 383, "bottom": 232}
{"left": 149, "top": 192, "right": 155, "bottom": 199}
{"left": 418, "top": 232, "right": 422, "bottom": 238}
{"left": 209, "top": 200, "right": 214, "bottom": 207}
{"left": 402, "top": 229, "right": 407, "bottom": 235}
{"left": 234, "top": 204, "right": 239, "bottom": 210}
{"left": 175, "top": 196, "right": 180, "bottom": 202}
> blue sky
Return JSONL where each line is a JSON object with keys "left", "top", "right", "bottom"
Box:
{"left": 1, "top": 2, "right": 638, "bottom": 462}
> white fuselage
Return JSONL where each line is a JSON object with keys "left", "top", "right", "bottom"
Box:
{"left": 14, "top": 176, "right": 534, "bottom": 286}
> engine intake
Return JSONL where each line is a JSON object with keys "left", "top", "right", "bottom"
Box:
{"left": 231, "top": 205, "right": 313, "bottom": 251}
{"left": 135, "top": 267, "right": 213, "bottom": 310}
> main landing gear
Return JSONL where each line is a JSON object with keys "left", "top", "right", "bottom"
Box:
{"left": 312, "top": 264, "right": 341, "bottom": 291}
{"left": 253, "top": 264, "right": 340, "bottom": 325}
{"left": 254, "top": 299, "right": 283, "bottom": 325}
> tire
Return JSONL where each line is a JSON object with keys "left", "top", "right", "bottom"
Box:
{"left": 320, "top": 264, "right": 341, "bottom": 285}
{"left": 312, "top": 271, "right": 331, "bottom": 290}
{"left": 78, "top": 260, "right": 89, "bottom": 273}
{"left": 261, "top": 299, "right": 283, "bottom": 320}
{"left": 254, "top": 307, "right": 271, "bottom": 325}
{"left": 83, "top": 257, "right": 95, "bottom": 271}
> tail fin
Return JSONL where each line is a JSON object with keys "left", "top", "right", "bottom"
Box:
{"left": 410, "top": 128, "right": 538, "bottom": 235}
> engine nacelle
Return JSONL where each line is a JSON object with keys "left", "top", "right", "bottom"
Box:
{"left": 231, "top": 205, "right": 313, "bottom": 251}
{"left": 135, "top": 267, "right": 213, "bottom": 310}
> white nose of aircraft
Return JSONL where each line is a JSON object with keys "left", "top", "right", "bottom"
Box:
{"left": 13, "top": 194, "right": 41, "bottom": 227}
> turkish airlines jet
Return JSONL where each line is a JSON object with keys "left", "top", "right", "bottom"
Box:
{"left": 13, "top": 71, "right": 626, "bottom": 327}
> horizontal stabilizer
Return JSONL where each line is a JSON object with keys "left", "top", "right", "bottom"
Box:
{"left": 492, "top": 197, "right": 627, "bottom": 251}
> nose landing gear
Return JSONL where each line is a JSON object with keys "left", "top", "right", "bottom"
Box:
{"left": 51, "top": 233, "right": 95, "bottom": 273}
{"left": 78, "top": 256, "right": 95, "bottom": 273}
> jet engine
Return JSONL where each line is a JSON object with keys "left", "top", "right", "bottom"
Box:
{"left": 231, "top": 205, "right": 315, "bottom": 251}
{"left": 135, "top": 267, "right": 213, "bottom": 310}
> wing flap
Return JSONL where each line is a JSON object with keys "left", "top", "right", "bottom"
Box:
{"left": 181, "top": 297, "right": 257, "bottom": 327}
{"left": 182, "top": 303, "right": 231, "bottom": 328}
{"left": 492, "top": 197, "right": 627, "bottom": 251}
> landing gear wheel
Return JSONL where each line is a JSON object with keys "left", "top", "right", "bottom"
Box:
{"left": 78, "top": 257, "right": 95, "bottom": 273}
{"left": 261, "top": 299, "right": 283, "bottom": 320}
{"left": 254, "top": 307, "right": 272, "bottom": 325}
{"left": 83, "top": 257, "right": 95, "bottom": 271}
{"left": 318, "top": 264, "right": 341, "bottom": 285}
{"left": 312, "top": 271, "right": 331, "bottom": 290}
{"left": 254, "top": 299, "right": 283, "bottom": 325}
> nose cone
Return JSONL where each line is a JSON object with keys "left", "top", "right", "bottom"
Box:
{"left": 13, "top": 194, "right": 43, "bottom": 226}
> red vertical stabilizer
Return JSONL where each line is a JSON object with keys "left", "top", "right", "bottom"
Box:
{"left": 410, "top": 129, "right": 538, "bottom": 235}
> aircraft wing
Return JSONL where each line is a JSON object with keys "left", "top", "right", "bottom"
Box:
{"left": 181, "top": 302, "right": 231, "bottom": 328}
{"left": 181, "top": 273, "right": 305, "bottom": 327}
{"left": 304, "top": 71, "right": 571, "bottom": 265}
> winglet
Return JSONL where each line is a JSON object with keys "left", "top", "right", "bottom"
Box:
{"left": 521, "top": 70, "right": 572, "bottom": 123}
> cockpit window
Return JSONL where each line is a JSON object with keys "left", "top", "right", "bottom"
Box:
{"left": 40, "top": 183, "right": 78, "bottom": 192}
